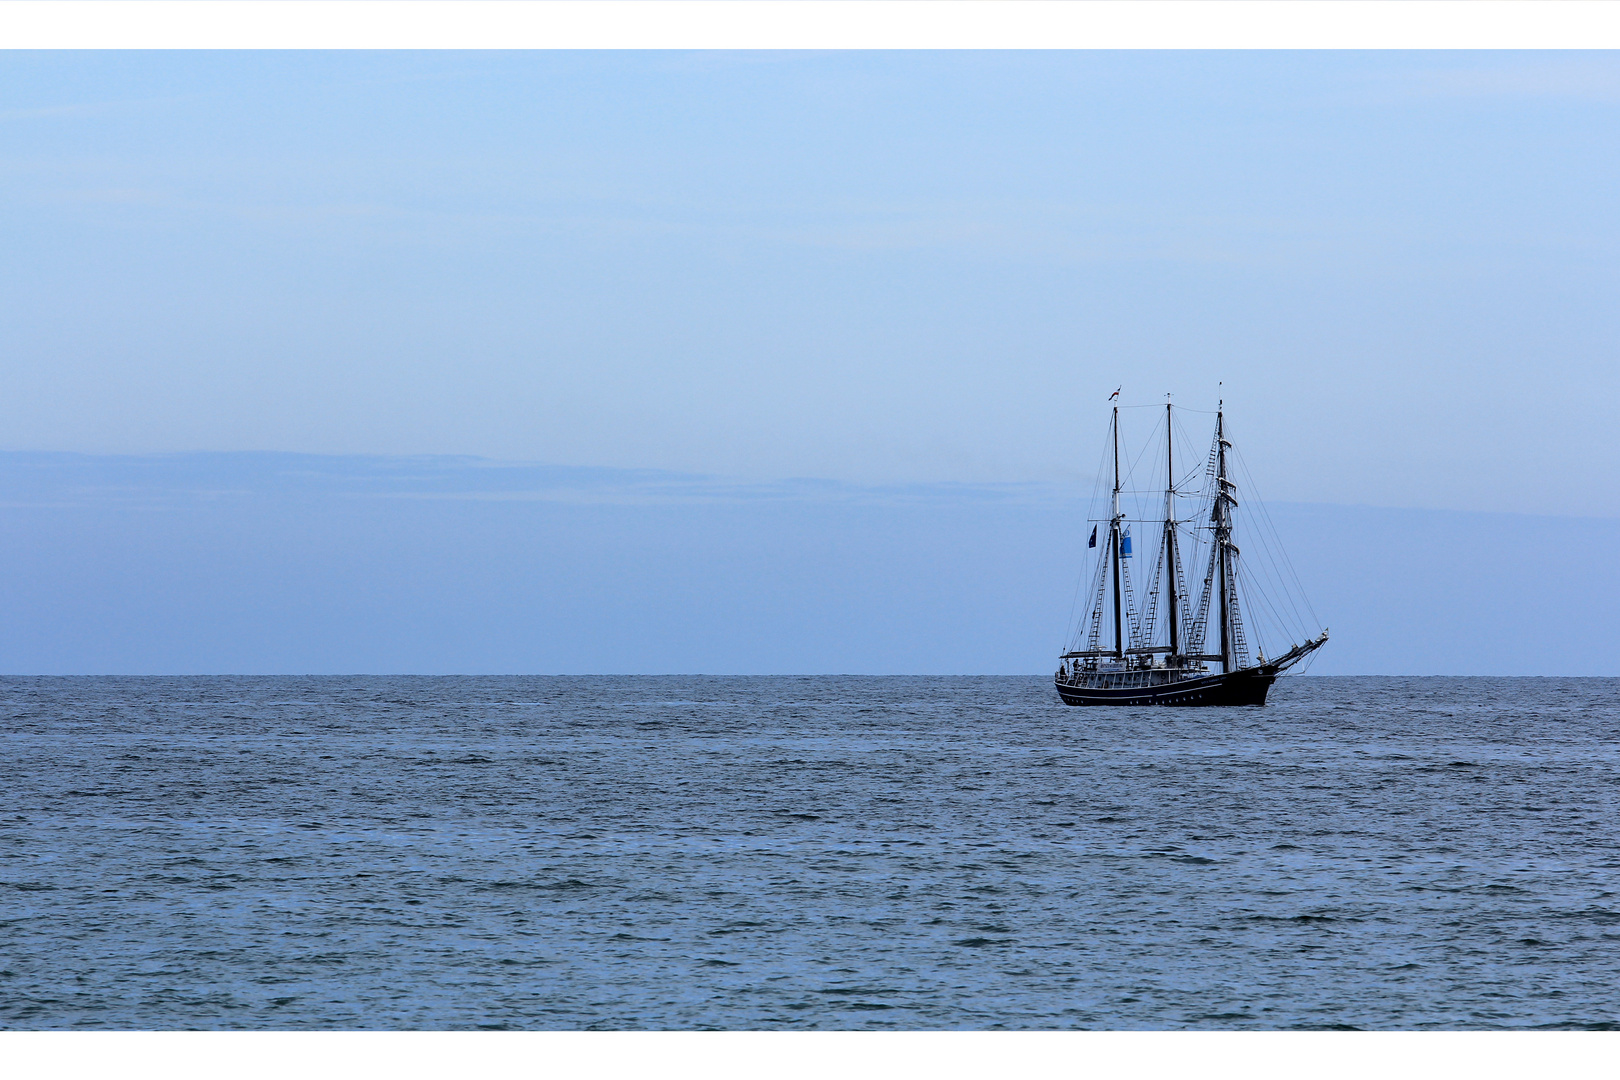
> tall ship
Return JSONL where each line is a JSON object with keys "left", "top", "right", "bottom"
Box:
{"left": 1056, "top": 396, "right": 1328, "bottom": 706}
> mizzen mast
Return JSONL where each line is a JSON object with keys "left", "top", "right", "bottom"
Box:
{"left": 1212, "top": 403, "right": 1245, "bottom": 673}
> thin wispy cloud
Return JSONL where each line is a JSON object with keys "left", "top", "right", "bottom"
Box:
{"left": 0, "top": 451, "right": 1071, "bottom": 511}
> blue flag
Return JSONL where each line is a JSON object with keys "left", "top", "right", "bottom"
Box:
{"left": 1088, "top": 525, "right": 1097, "bottom": 548}
{"left": 1121, "top": 527, "right": 1132, "bottom": 558}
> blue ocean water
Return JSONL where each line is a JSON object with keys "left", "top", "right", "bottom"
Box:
{"left": 2, "top": 675, "right": 1617, "bottom": 1030}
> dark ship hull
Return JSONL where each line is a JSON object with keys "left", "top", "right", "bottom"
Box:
{"left": 1054, "top": 666, "right": 1275, "bottom": 707}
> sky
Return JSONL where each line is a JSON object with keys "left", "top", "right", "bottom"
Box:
{"left": 0, "top": 453, "right": 1614, "bottom": 676}
{"left": 1, "top": 51, "right": 1617, "bottom": 674}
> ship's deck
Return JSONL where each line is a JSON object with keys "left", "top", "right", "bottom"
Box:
{"left": 1058, "top": 667, "right": 1212, "bottom": 690}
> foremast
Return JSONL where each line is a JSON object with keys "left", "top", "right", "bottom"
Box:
{"left": 1109, "top": 404, "right": 1124, "bottom": 660}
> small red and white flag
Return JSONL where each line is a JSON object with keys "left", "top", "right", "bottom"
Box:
{"left": 1109, "top": 387, "right": 1120, "bottom": 401}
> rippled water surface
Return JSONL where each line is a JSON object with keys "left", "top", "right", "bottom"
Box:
{"left": 3, "top": 675, "right": 1618, "bottom": 1029}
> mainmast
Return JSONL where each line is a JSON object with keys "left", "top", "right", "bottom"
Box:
{"left": 1163, "top": 398, "right": 1179, "bottom": 659}
{"left": 1110, "top": 404, "right": 1123, "bottom": 660}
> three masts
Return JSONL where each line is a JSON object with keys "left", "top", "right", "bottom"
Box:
{"left": 1056, "top": 398, "right": 1327, "bottom": 707}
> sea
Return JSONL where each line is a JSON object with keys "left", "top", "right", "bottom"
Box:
{"left": 2, "top": 675, "right": 1617, "bottom": 1030}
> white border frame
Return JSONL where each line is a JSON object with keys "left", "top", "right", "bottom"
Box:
{"left": 1, "top": 0, "right": 1620, "bottom": 51}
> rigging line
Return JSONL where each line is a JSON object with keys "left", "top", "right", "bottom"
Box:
{"left": 1245, "top": 535, "right": 1305, "bottom": 645}
{"left": 1222, "top": 466, "right": 1301, "bottom": 640}
{"left": 1120, "top": 412, "right": 1162, "bottom": 502}
{"left": 1062, "top": 408, "right": 1107, "bottom": 654}
{"left": 1222, "top": 438, "right": 1300, "bottom": 634}
{"left": 1078, "top": 537, "right": 1111, "bottom": 653}
{"left": 1119, "top": 413, "right": 1165, "bottom": 555}
{"left": 1261, "top": 495, "right": 1320, "bottom": 633}
{"left": 1114, "top": 488, "right": 1200, "bottom": 497}
{"left": 1235, "top": 559, "right": 1292, "bottom": 659}
{"left": 1231, "top": 443, "right": 1320, "bottom": 633}
{"left": 1075, "top": 404, "right": 1128, "bottom": 651}
{"left": 1231, "top": 561, "right": 1266, "bottom": 658}
{"left": 1070, "top": 435, "right": 1113, "bottom": 643}
{"left": 1168, "top": 412, "right": 1207, "bottom": 494}
{"left": 1072, "top": 523, "right": 1109, "bottom": 652}
{"left": 1125, "top": 404, "right": 1220, "bottom": 415}
{"left": 1178, "top": 480, "right": 1214, "bottom": 570}
{"left": 1062, "top": 558, "right": 1087, "bottom": 652}
{"left": 1070, "top": 420, "right": 1116, "bottom": 649}
{"left": 1234, "top": 489, "right": 1309, "bottom": 645}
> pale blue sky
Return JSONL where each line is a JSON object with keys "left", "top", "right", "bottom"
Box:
{"left": 0, "top": 452, "right": 1612, "bottom": 675}
{"left": 1, "top": 51, "right": 1617, "bottom": 674}
{"left": 3, "top": 51, "right": 1617, "bottom": 515}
